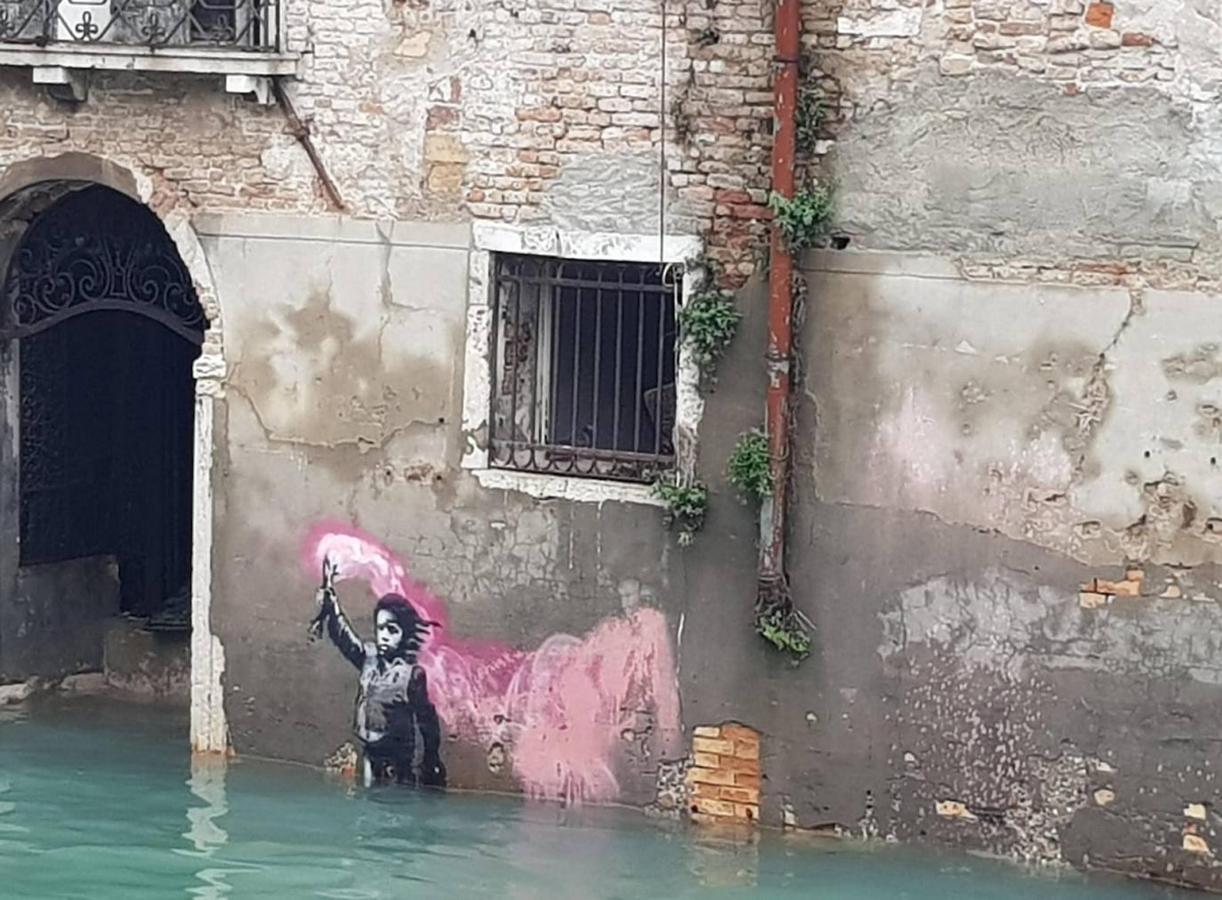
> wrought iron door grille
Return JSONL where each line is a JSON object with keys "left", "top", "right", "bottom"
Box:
{"left": 489, "top": 253, "right": 679, "bottom": 483}
{"left": 0, "top": 0, "right": 278, "bottom": 50}
{"left": 2, "top": 186, "right": 207, "bottom": 345}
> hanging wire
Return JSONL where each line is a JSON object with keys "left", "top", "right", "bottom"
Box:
{"left": 658, "top": 0, "right": 667, "bottom": 266}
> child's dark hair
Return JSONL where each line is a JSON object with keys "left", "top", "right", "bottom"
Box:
{"left": 374, "top": 593, "right": 435, "bottom": 657}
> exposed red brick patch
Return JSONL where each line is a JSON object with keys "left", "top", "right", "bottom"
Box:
{"left": 1121, "top": 32, "right": 1154, "bottom": 47}
{"left": 688, "top": 723, "right": 762, "bottom": 825}
{"left": 1085, "top": 2, "right": 1114, "bottom": 28}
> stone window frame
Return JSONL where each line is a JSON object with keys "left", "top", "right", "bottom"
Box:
{"left": 461, "top": 222, "right": 704, "bottom": 507}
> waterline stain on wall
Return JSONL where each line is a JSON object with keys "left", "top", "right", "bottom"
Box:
{"left": 303, "top": 522, "right": 682, "bottom": 803}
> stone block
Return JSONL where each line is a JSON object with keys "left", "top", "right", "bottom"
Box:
{"left": 692, "top": 736, "right": 736, "bottom": 755}
{"left": 692, "top": 725, "right": 722, "bottom": 738}
{"left": 692, "top": 797, "right": 736, "bottom": 817}
{"left": 1183, "top": 834, "right": 1212, "bottom": 855}
{"left": 940, "top": 56, "right": 974, "bottom": 76}
{"left": 688, "top": 766, "right": 737, "bottom": 786}
{"left": 720, "top": 785, "right": 759, "bottom": 803}
{"left": 734, "top": 739, "right": 761, "bottom": 760}
{"left": 1085, "top": 2, "right": 1114, "bottom": 28}
{"left": 720, "top": 755, "right": 761, "bottom": 773}
{"left": 718, "top": 719, "right": 757, "bottom": 743}
{"left": 693, "top": 751, "right": 722, "bottom": 769}
{"left": 424, "top": 134, "right": 468, "bottom": 165}
{"left": 427, "top": 163, "right": 465, "bottom": 195}
{"left": 1080, "top": 591, "right": 1108, "bottom": 609}
{"left": 720, "top": 723, "right": 759, "bottom": 743}
{"left": 0, "top": 680, "right": 38, "bottom": 705}
{"left": 426, "top": 105, "right": 460, "bottom": 131}
{"left": 1186, "top": 803, "right": 1208, "bottom": 821}
{"left": 733, "top": 772, "right": 762, "bottom": 790}
{"left": 1094, "top": 578, "right": 1140, "bottom": 597}
{"left": 936, "top": 800, "right": 976, "bottom": 820}
{"left": 58, "top": 672, "right": 106, "bottom": 695}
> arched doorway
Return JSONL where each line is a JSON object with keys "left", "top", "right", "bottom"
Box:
{"left": 0, "top": 183, "right": 207, "bottom": 684}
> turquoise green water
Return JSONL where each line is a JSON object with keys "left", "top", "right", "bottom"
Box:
{"left": 0, "top": 698, "right": 1198, "bottom": 899}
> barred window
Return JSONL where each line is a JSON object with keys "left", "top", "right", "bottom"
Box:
{"left": 489, "top": 254, "right": 679, "bottom": 484}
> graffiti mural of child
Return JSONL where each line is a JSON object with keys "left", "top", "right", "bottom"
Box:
{"left": 305, "top": 525, "right": 684, "bottom": 805}
{"left": 309, "top": 557, "right": 447, "bottom": 789}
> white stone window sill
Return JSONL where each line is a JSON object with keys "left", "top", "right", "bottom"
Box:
{"left": 472, "top": 468, "right": 666, "bottom": 508}
{"left": 0, "top": 43, "right": 299, "bottom": 77}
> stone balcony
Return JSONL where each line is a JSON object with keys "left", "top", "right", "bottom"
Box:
{"left": 0, "top": 0, "right": 297, "bottom": 100}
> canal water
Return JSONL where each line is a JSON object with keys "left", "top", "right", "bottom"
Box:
{"left": 0, "top": 697, "right": 1199, "bottom": 899}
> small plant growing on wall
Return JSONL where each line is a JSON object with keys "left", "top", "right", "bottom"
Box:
{"left": 768, "top": 186, "right": 833, "bottom": 253}
{"left": 652, "top": 477, "right": 708, "bottom": 546}
{"left": 755, "top": 600, "right": 812, "bottom": 664}
{"left": 726, "top": 429, "right": 772, "bottom": 503}
{"left": 795, "top": 84, "right": 823, "bottom": 159}
{"left": 678, "top": 289, "right": 741, "bottom": 380}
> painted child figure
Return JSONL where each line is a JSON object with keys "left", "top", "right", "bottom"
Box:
{"left": 310, "top": 557, "right": 447, "bottom": 788}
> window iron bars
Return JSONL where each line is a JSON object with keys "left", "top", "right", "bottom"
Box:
{"left": 489, "top": 254, "right": 680, "bottom": 484}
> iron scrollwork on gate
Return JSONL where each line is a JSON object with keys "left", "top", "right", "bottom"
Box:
{"left": 1, "top": 187, "right": 207, "bottom": 345}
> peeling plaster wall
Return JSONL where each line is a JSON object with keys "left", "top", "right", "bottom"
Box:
{"left": 802, "top": 253, "right": 1222, "bottom": 570}
{"left": 700, "top": 8, "right": 1222, "bottom": 884}
{"left": 193, "top": 218, "right": 1222, "bottom": 888}
{"left": 199, "top": 213, "right": 684, "bottom": 805}
{"left": 3, "top": 0, "right": 1220, "bottom": 891}
{"left": 698, "top": 250, "right": 1222, "bottom": 891}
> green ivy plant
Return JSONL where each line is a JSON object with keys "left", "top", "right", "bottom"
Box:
{"left": 795, "top": 84, "right": 824, "bottom": 158}
{"left": 678, "top": 290, "right": 741, "bottom": 378}
{"left": 727, "top": 429, "right": 772, "bottom": 502}
{"left": 652, "top": 477, "right": 708, "bottom": 546}
{"left": 768, "top": 186, "right": 833, "bottom": 253}
{"left": 755, "top": 602, "right": 812, "bottom": 664}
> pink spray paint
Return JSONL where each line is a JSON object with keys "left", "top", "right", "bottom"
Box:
{"left": 303, "top": 521, "right": 682, "bottom": 804}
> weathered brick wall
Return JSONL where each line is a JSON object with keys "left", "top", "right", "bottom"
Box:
{"left": 791, "top": 0, "right": 1222, "bottom": 308}
{"left": 804, "top": 1, "right": 1200, "bottom": 109}
{"left": 0, "top": 0, "right": 781, "bottom": 281}
{"left": 3, "top": 2, "right": 1217, "bottom": 284}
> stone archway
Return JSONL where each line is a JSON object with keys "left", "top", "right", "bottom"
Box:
{"left": 0, "top": 156, "right": 228, "bottom": 754}
{"left": 6, "top": 185, "right": 205, "bottom": 625}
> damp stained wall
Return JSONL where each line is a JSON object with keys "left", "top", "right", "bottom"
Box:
{"left": 0, "top": 0, "right": 1217, "bottom": 891}
{"left": 192, "top": 33, "right": 1222, "bottom": 885}
{"left": 198, "top": 214, "right": 685, "bottom": 805}
{"left": 684, "top": 2, "right": 1222, "bottom": 888}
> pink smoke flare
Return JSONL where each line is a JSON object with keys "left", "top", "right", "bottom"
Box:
{"left": 303, "top": 521, "right": 682, "bottom": 803}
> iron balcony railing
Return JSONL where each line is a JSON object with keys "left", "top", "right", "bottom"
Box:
{"left": 0, "top": 0, "right": 279, "bottom": 50}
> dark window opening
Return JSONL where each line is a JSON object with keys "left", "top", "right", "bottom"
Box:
{"left": 7, "top": 186, "right": 204, "bottom": 631}
{"left": 489, "top": 254, "right": 678, "bottom": 483}
{"left": 190, "top": 0, "right": 239, "bottom": 44}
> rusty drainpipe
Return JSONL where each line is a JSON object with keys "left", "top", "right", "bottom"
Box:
{"left": 758, "top": 0, "right": 799, "bottom": 605}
